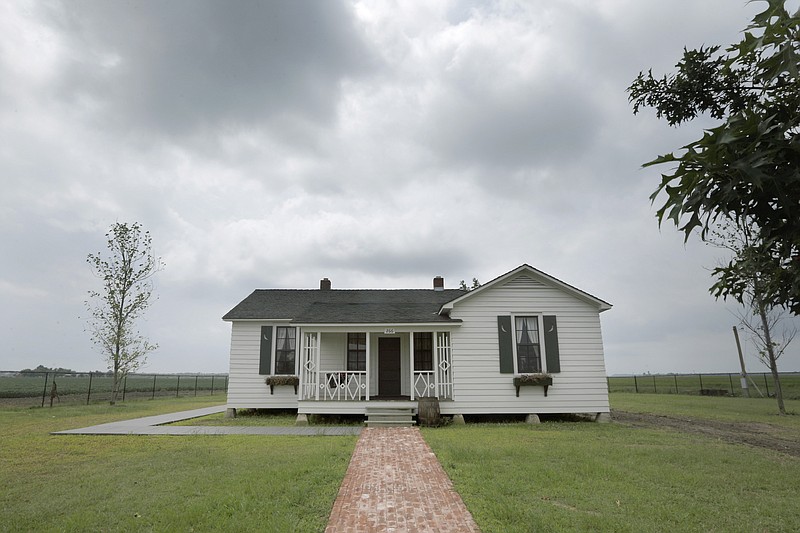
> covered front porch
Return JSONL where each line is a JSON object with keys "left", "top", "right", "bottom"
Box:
{"left": 295, "top": 326, "right": 455, "bottom": 408}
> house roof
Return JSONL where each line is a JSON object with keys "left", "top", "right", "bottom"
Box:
{"left": 223, "top": 264, "right": 611, "bottom": 324}
{"left": 222, "top": 289, "right": 466, "bottom": 324}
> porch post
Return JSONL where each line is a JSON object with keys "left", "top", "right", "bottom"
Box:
{"left": 433, "top": 331, "right": 440, "bottom": 399}
{"left": 410, "top": 330, "right": 415, "bottom": 401}
{"left": 314, "top": 331, "right": 321, "bottom": 401}
{"left": 365, "top": 331, "right": 370, "bottom": 401}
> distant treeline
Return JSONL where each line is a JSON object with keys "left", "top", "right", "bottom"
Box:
{"left": 19, "top": 365, "right": 79, "bottom": 374}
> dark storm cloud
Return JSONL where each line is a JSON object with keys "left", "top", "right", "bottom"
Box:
{"left": 48, "top": 0, "right": 375, "bottom": 139}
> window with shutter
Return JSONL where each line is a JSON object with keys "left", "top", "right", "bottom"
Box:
{"left": 515, "top": 316, "right": 541, "bottom": 373}
{"left": 274, "top": 326, "right": 297, "bottom": 375}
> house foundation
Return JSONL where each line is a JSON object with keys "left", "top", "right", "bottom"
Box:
{"left": 595, "top": 412, "right": 611, "bottom": 423}
{"left": 225, "top": 408, "right": 237, "bottom": 419}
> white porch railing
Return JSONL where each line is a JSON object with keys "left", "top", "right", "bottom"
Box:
{"left": 413, "top": 371, "right": 436, "bottom": 398}
{"left": 315, "top": 371, "right": 367, "bottom": 401}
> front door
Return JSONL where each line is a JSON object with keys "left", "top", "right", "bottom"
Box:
{"left": 378, "top": 337, "right": 401, "bottom": 396}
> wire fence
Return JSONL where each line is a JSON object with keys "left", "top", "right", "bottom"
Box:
{"left": 607, "top": 372, "right": 800, "bottom": 400}
{"left": 0, "top": 371, "right": 228, "bottom": 408}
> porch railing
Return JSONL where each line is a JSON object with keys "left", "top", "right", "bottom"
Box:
{"left": 302, "top": 370, "right": 366, "bottom": 401}
{"left": 413, "top": 371, "right": 436, "bottom": 398}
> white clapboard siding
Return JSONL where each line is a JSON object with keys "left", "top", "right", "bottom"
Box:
{"left": 227, "top": 322, "right": 298, "bottom": 409}
{"left": 445, "top": 272, "right": 610, "bottom": 415}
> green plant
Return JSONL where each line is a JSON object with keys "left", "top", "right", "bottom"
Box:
{"left": 265, "top": 375, "right": 300, "bottom": 394}
{"left": 513, "top": 373, "right": 553, "bottom": 396}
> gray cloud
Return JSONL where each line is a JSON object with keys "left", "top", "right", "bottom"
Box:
{"left": 1, "top": 0, "right": 798, "bottom": 375}
{"left": 47, "top": 1, "right": 375, "bottom": 141}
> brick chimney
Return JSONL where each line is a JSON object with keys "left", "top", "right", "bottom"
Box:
{"left": 320, "top": 278, "right": 331, "bottom": 290}
{"left": 433, "top": 276, "right": 444, "bottom": 291}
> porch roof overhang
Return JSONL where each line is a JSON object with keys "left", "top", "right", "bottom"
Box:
{"left": 289, "top": 321, "right": 462, "bottom": 331}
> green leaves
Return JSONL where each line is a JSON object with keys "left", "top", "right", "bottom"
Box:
{"left": 629, "top": 0, "right": 800, "bottom": 314}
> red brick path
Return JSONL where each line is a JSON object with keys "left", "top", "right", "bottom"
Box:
{"left": 325, "top": 427, "right": 480, "bottom": 533}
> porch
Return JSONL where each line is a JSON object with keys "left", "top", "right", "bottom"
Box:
{"left": 295, "top": 328, "right": 454, "bottom": 406}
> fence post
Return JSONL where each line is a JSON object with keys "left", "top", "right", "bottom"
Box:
{"left": 176, "top": 375, "right": 181, "bottom": 397}
{"left": 194, "top": 375, "right": 198, "bottom": 397}
{"left": 673, "top": 374, "right": 679, "bottom": 394}
{"left": 41, "top": 372, "right": 49, "bottom": 408}
{"left": 87, "top": 372, "right": 93, "bottom": 405}
{"left": 152, "top": 375, "right": 157, "bottom": 399}
{"left": 652, "top": 375, "right": 657, "bottom": 393}
{"left": 634, "top": 375, "right": 639, "bottom": 393}
{"left": 211, "top": 375, "right": 215, "bottom": 396}
{"left": 698, "top": 373, "right": 703, "bottom": 393}
{"left": 224, "top": 375, "right": 228, "bottom": 392}
{"left": 763, "top": 373, "right": 770, "bottom": 396}
{"left": 728, "top": 373, "right": 734, "bottom": 396}
{"left": 122, "top": 376, "right": 127, "bottom": 402}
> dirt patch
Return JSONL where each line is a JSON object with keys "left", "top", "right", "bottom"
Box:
{"left": 612, "top": 409, "right": 800, "bottom": 458}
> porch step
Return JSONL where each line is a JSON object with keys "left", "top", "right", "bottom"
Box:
{"left": 365, "top": 406, "right": 416, "bottom": 427}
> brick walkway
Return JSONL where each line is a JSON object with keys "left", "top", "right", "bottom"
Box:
{"left": 325, "top": 427, "right": 480, "bottom": 533}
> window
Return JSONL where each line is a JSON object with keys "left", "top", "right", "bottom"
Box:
{"left": 414, "top": 332, "right": 433, "bottom": 371}
{"left": 347, "top": 333, "right": 366, "bottom": 371}
{"left": 274, "top": 327, "right": 297, "bottom": 374}
{"left": 515, "top": 317, "right": 541, "bottom": 373}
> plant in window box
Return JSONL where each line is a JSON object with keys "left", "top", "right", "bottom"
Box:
{"left": 265, "top": 375, "right": 299, "bottom": 395}
{"left": 513, "top": 373, "right": 553, "bottom": 397}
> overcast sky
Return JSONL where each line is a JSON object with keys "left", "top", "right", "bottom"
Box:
{"left": 2, "top": 0, "right": 798, "bottom": 376}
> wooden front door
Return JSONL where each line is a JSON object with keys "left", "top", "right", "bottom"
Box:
{"left": 378, "top": 337, "right": 401, "bottom": 396}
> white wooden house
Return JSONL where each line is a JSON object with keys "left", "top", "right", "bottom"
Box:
{"left": 223, "top": 264, "right": 612, "bottom": 423}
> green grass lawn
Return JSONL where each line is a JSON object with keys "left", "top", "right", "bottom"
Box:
{"left": 611, "top": 391, "right": 800, "bottom": 426}
{"left": 6, "top": 392, "right": 800, "bottom": 532}
{"left": 0, "top": 397, "right": 357, "bottom": 532}
{"left": 423, "top": 393, "right": 800, "bottom": 533}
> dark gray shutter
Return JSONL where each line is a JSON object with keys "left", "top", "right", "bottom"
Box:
{"left": 543, "top": 315, "right": 560, "bottom": 373}
{"left": 498, "top": 316, "right": 514, "bottom": 374}
{"left": 259, "top": 326, "right": 273, "bottom": 375}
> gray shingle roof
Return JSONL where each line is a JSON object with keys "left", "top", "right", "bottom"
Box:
{"left": 222, "top": 289, "right": 466, "bottom": 324}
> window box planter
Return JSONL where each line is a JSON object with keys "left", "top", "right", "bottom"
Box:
{"left": 513, "top": 374, "right": 553, "bottom": 397}
{"left": 265, "top": 375, "right": 299, "bottom": 395}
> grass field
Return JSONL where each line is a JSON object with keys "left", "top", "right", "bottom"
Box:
{"left": 423, "top": 393, "right": 800, "bottom": 532}
{"left": 0, "top": 373, "right": 228, "bottom": 407}
{"left": 607, "top": 371, "right": 800, "bottom": 399}
{"left": 0, "top": 396, "right": 356, "bottom": 532}
{"left": 3, "top": 393, "right": 799, "bottom": 532}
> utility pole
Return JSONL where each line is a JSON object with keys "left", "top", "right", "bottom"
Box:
{"left": 733, "top": 326, "right": 750, "bottom": 398}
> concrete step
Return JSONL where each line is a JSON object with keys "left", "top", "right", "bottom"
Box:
{"left": 365, "top": 406, "right": 416, "bottom": 427}
{"left": 365, "top": 419, "right": 415, "bottom": 427}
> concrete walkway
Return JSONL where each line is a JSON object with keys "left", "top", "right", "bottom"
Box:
{"left": 325, "top": 427, "right": 480, "bottom": 533}
{"left": 51, "top": 406, "right": 362, "bottom": 436}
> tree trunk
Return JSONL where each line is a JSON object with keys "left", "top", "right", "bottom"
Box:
{"left": 758, "top": 301, "right": 785, "bottom": 415}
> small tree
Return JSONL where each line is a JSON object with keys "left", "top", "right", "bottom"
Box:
{"left": 86, "top": 222, "right": 163, "bottom": 404}
{"left": 710, "top": 222, "right": 795, "bottom": 413}
{"left": 459, "top": 278, "right": 481, "bottom": 291}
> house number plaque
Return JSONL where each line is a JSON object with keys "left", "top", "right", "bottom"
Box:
{"left": 383, "top": 328, "right": 396, "bottom": 334}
